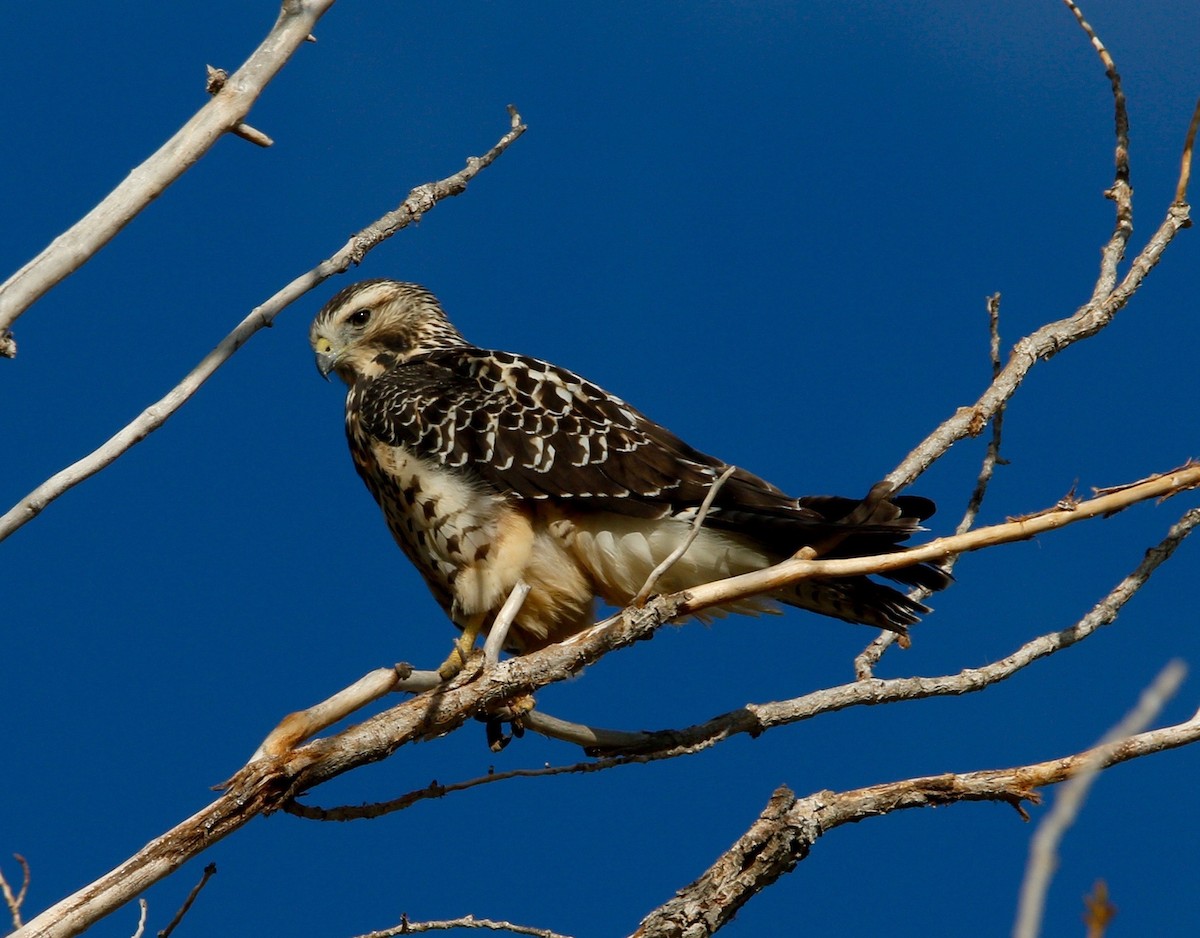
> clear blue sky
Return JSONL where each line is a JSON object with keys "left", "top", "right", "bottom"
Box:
{"left": 3, "top": 3, "right": 1199, "bottom": 936}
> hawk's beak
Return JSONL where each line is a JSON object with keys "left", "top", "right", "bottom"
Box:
{"left": 313, "top": 337, "right": 336, "bottom": 381}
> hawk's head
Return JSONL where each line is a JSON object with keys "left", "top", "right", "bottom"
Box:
{"left": 309, "top": 279, "right": 468, "bottom": 385}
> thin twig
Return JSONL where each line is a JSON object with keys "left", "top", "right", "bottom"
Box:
{"left": 204, "top": 67, "right": 273, "bottom": 147}
{"left": 254, "top": 664, "right": 439, "bottom": 760}
{"left": 681, "top": 463, "right": 1200, "bottom": 619}
{"left": 522, "top": 708, "right": 653, "bottom": 751}
{"left": 1083, "top": 882, "right": 1117, "bottom": 938}
{"left": 632, "top": 466, "right": 735, "bottom": 605}
{"left": 1013, "top": 661, "right": 1187, "bottom": 938}
{"left": 0, "top": 1, "right": 336, "bottom": 342}
{"left": 0, "top": 107, "right": 526, "bottom": 544}
{"left": 1176, "top": 96, "right": 1200, "bottom": 205}
{"left": 856, "top": 292, "right": 1007, "bottom": 678}
{"left": 1061, "top": 0, "right": 1131, "bottom": 301}
{"left": 131, "top": 900, "right": 147, "bottom": 938}
{"left": 158, "top": 863, "right": 217, "bottom": 938}
{"left": 287, "top": 758, "right": 618, "bottom": 821}
{"left": 484, "top": 580, "right": 531, "bottom": 666}
{"left": 0, "top": 853, "right": 30, "bottom": 930}
{"left": 960, "top": 291, "right": 1011, "bottom": 533}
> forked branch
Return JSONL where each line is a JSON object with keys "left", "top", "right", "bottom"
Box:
{"left": 889, "top": 1, "right": 1197, "bottom": 488}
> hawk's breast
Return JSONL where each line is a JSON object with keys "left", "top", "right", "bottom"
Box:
{"left": 347, "top": 410, "right": 599, "bottom": 650}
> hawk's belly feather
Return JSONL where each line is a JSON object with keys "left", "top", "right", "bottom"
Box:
{"left": 355, "top": 440, "right": 784, "bottom": 653}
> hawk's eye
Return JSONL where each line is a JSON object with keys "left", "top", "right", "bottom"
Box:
{"left": 348, "top": 308, "right": 372, "bottom": 327}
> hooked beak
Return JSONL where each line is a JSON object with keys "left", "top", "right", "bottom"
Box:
{"left": 313, "top": 337, "right": 336, "bottom": 381}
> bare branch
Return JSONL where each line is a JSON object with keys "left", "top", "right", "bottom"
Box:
{"left": 131, "top": 900, "right": 147, "bottom": 938}
{"left": 254, "top": 664, "right": 431, "bottom": 759}
{"left": 1176, "top": 96, "right": 1200, "bottom": 205}
{"left": 0, "top": 1, "right": 336, "bottom": 342}
{"left": 633, "top": 710, "right": 1200, "bottom": 938}
{"left": 1061, "top": 0, "right": 1131, "bottom": 300}
{"left": 956, "top": 292, "right": 1009, "bottom": 534}
{"left": 484, "top": 580, "right": 531, "bottom": 666}
{"left": 13, "top": 482, "right": 1198, "bottom": 938}
{"left": 355, "top": 914, "right": 574, "bottom": 938}
{"left": 0, "top": 108, "right": 527, "bottom": 545}
{"left": 886, "top": 6, "right": 1197, "bottom": 490}
{"left": 286, "top": 757, "right": 615, "bottom": 821}
{"left": 1014, "top": 661, "right": 1187, "bottom": 938}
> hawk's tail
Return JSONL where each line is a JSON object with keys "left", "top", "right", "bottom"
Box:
{"left": 777, "top": 575, "right": 933, "bottom": 633}
{"left": 786, "top": 482, "right": 948, "bottom": 632}
{"left": 796, "top": 487, "right": 950, "bottom": 591}
{"left": 706, "top": 479, "right": 950, "bottom": 632}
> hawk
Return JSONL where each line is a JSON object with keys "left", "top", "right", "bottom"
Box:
{"left": 310, "top": 279, "right": 948, "bottom": 677}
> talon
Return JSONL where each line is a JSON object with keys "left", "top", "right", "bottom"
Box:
{"left": 479, "top": 692, "right": 536, "bottom": 751}
{"left": 486, "top": 717, "right": 511, "bottom": 752}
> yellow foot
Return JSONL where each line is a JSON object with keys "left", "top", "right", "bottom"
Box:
{"left": 436, "top": 646, "right": 472, "bottom": 680}
{"left": 437, "top": 615, "right": 485, "bottom": 680}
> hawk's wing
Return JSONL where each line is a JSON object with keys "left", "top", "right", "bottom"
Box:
{"left": 356, "top": 347, "right": 943, "bottom": 589}
{"left": 357, "top": 347, "right": 791, "bottom": 512}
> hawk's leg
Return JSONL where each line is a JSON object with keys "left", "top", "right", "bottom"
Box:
{"left": 438, "top": 613, "right": 486, "bottom": 680}
{"left": 439, "top": 580, "right": 529, "bottom": 680}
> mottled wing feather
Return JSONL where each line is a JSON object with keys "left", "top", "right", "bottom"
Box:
{"left": 357, "top": 347, "right": 794, "bottom": 515}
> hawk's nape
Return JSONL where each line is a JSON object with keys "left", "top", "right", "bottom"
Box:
{"left": 310, "top": 279, "right": 949, "bottom": 674}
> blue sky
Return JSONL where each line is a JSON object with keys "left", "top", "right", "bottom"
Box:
{"left": 3, "top": 2, "right": 1200, "bottom": 936}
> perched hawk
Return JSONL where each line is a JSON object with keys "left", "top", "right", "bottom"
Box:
{"left": 311, "top": 279, "right": 948, "bottom": 675}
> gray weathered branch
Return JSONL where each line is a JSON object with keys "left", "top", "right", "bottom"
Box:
{"left": 0, "top": 0, "right": 337, "bottom": 350}
{"left": 0, "top": 108, "right": 526, "bottom": 545}
{"left": 13, "top": 472, "right": 1197, "bottom": 938}
{"left": 631, "top": 708, "right": 1200, "bottom": 938}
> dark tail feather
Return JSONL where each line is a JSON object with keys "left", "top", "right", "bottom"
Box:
{"left": 767, "top": 482, "right": 951, "bottom": 629}
{"left": 777, "top": 576, "right": 931, "bottom": 634}
{"left": 797, "top": 482, "right": 951, "bottom": 594}
{"left": 701, "top": 476, "right": 951, "bottom": 624}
